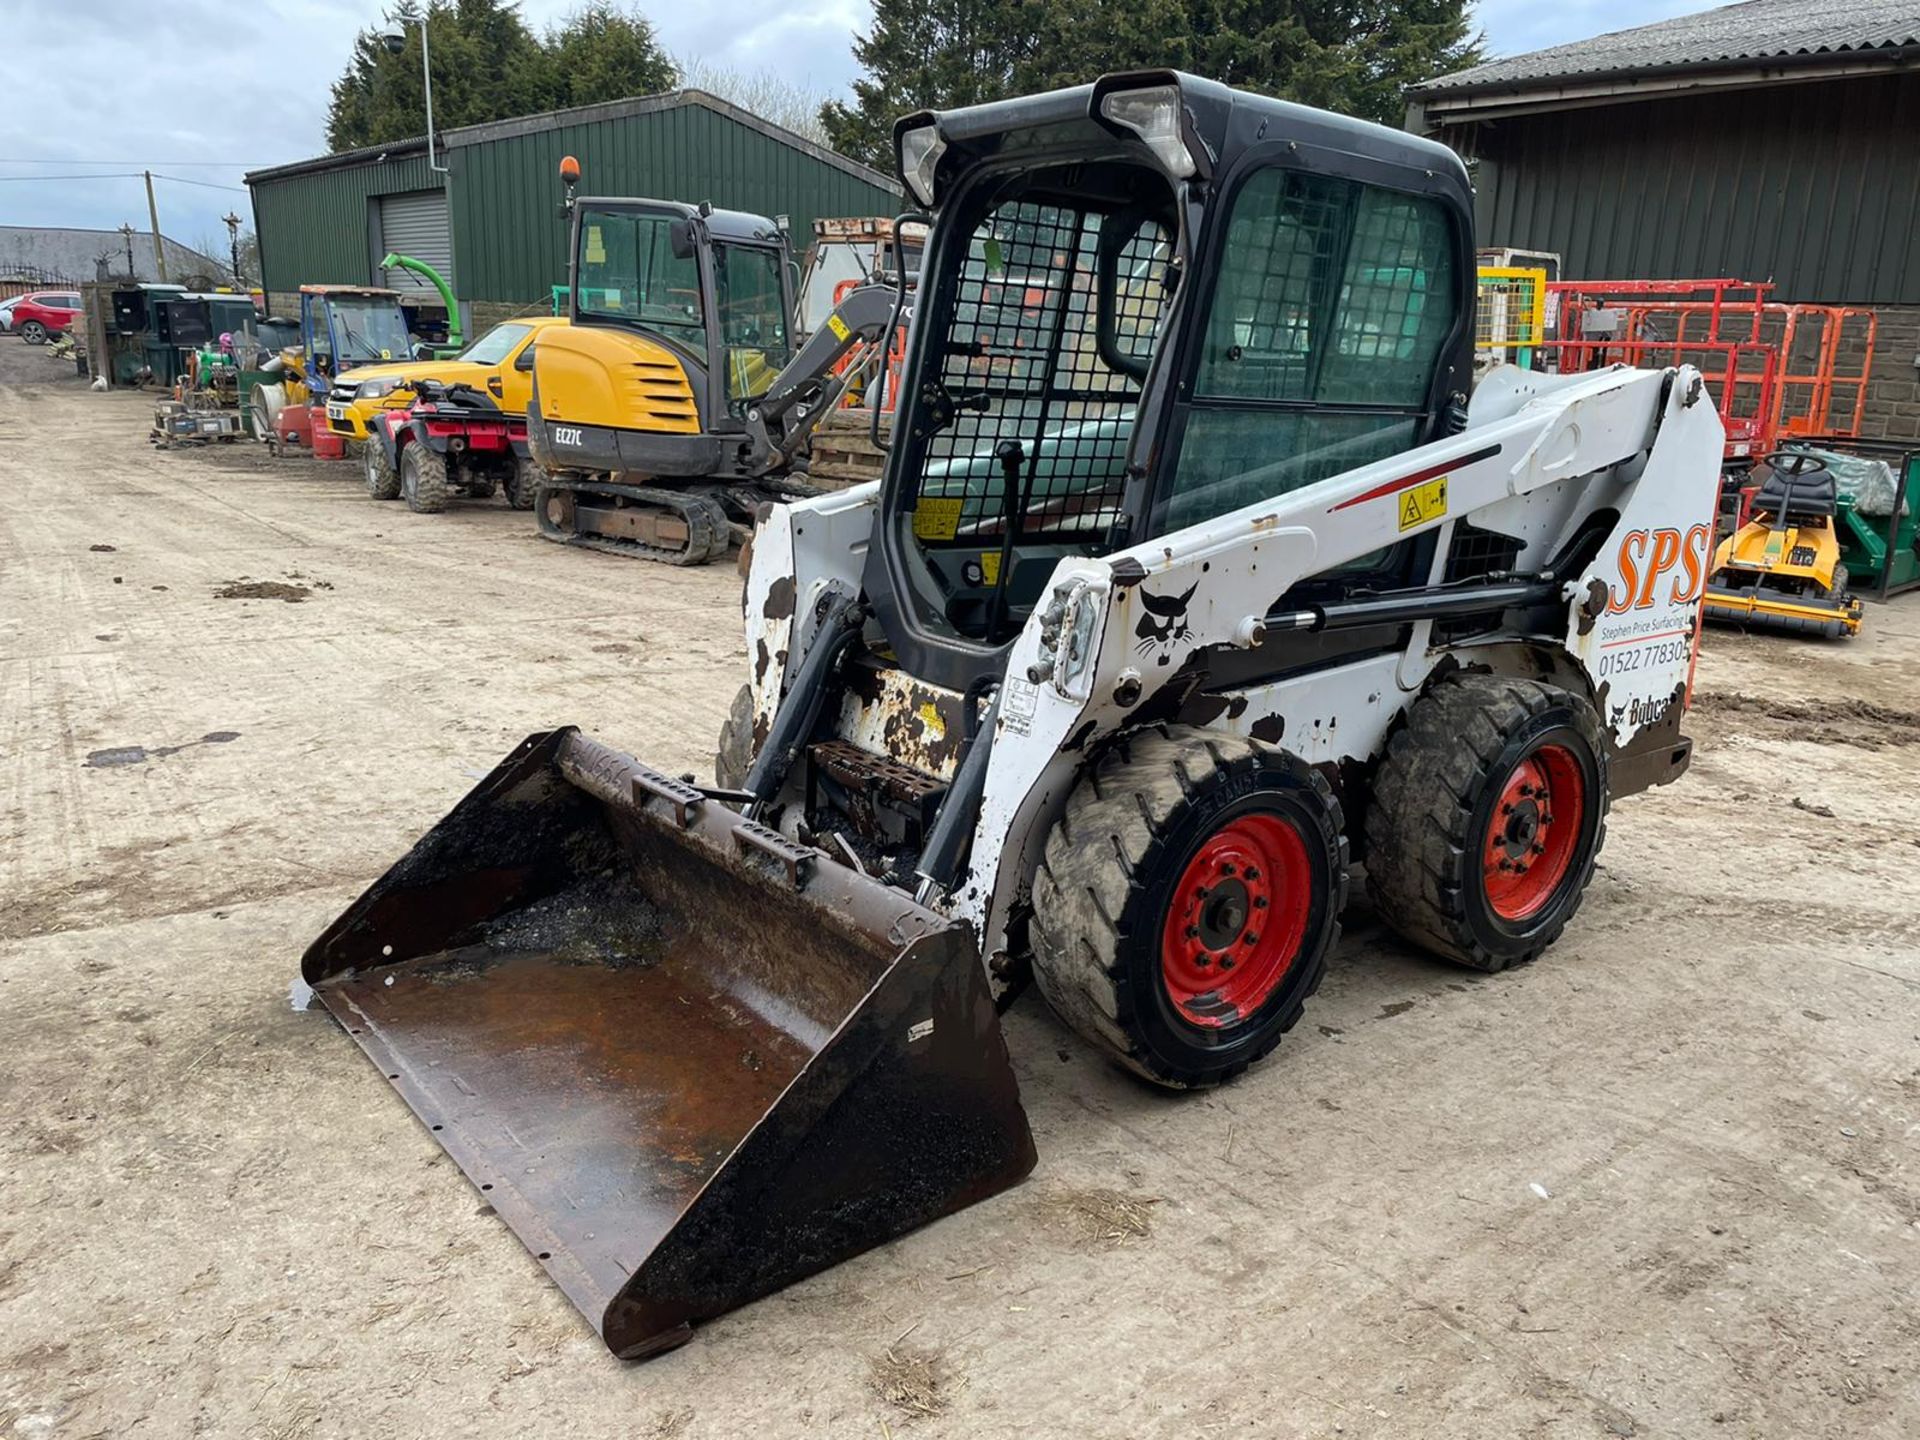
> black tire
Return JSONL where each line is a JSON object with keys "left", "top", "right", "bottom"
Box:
{"left": 714, "top": 682, "right": 758, "bottom": 789}
{"left": 1365, "top": 676, "right": 1608, "bottom": 974}
{"left": 1823, "top": 563, "right": 1851, "bottom": 599}
{"left": 401, "top": 444, "right": 449, "bottom": 514}
{"left": 364, "top": 437, "right": 400, "bottom": 500}
{"left": 505, "top": 457, "right": 542, "bottom": 510}
{"left": 1030, "top": 724, "right": 1348, "bottom": 1089}
{"left": 20, "top": 320, "right": 46, "bottom": 345}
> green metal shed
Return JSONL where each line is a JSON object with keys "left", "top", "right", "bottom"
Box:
{"left": 247, "top": 89, "right": 900, "bottom": 309}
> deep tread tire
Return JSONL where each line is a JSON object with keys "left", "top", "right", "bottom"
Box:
{"left": 714, "top": 682, "right": 758, "bottom": 789}
{"left": 1030, "top": 723, "right": 1348, "bottom": 1090}
{"left": 1365, "top": 676, "right": 1608, "bottom": 973}
{"left": 504, "top": 457, "right": 542, "bottom": 510}
{"left": 364, "top": 437, "right": 400, "bottom": 499}
{"left": 401, "top": 444, "right": 449, "bottom": 513}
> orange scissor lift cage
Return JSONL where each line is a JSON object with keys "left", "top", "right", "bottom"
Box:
{"left": 1542, "top": 279, "right": 1876, "bottom": 463}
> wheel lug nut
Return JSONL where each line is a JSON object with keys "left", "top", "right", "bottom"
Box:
{"left": 1220, "top": 864, "right": 1235, "bottom": 877}
{"left": 1254, "top": 897, "right": 1268, "bottom": 909}
{"left": 1244, "top": 867, "right": 1259, "bottom": 880}
{"left": 1243, "top": 932, "right": 1258, "bottom": 945}
{"left": 1218, "top": 956, "right": 1235, "bottom": 969}
{"left": 1531, "top": 843, "right": 1545, "bottom": 855}
{"left": 1185, "top": 925, "right": 1199, "bottom": 938}
{"left": 1498, "top": 858, "right": 1512, "bottom": 871}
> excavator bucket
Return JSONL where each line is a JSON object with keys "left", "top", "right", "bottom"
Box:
{"left": 302, "top": 729, "right": 1036, "bottom": 1359}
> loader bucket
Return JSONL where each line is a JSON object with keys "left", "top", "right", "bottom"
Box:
{"left": 302, "top": 729, "right": 1035, "bottom": 1359}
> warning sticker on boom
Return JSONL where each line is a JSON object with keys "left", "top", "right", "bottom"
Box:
{"left": 827, "top": 313, "right": 851, "bottom": 341}
{"left": 1398, "top": 475, "right": 1448, "bottom": 531}
{"left": 913, "top": 497, "right": 964, "bottom": 540}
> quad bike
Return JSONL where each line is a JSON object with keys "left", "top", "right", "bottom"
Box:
{"left": 364, "top": 379, "right": 542, "bottom": 514}
{"left": 300, "top": 73, "right": 1725, "bottom": 1359}
{"left": 1703, "top": 450, "right": 1863, "bottom": 637}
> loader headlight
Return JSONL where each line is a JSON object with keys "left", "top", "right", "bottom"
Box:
{"left": 357, "top": 377, "right": 401, "bottom": 399}
{"left": 1097, "top": 84, "right": 1196, "bottom": 180}
{"left": 898, "top": 124, "right": 947, "bottom": 209}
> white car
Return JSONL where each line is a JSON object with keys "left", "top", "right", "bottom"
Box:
{"left": 0, "top": 297, "right": 19, "bottom": 333}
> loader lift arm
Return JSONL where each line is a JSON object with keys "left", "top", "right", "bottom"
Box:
{"left": 743, "top": 281, "right": 905, "bottom": 471}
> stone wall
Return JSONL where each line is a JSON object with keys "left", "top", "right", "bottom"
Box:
{"left": 1857, "top": 305, "right": 1920, "bottom": 442}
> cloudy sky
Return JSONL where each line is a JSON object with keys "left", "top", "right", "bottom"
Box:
{"left": 0, "top": 0, "right": 1721, "bottom": 260}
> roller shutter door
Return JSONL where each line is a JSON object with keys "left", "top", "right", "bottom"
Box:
{"left": 375, "top": 189, "right": 453, "bottom": 294}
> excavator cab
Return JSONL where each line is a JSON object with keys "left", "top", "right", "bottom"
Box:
{"left": 527, "top": 179, "right": 914, "bottom": 564}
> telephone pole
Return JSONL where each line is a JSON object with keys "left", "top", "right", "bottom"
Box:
{"left": 143, "top": 171, "right": 168, "bottom": 282}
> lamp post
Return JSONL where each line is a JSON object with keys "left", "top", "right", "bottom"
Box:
{"left": 382, "top": 13, "right": 448, "bottom": 174}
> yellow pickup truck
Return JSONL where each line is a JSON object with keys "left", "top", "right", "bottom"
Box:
{"left": 321, "top": 316, "right": 568, "bottom": 442}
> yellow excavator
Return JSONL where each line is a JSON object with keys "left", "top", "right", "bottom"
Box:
{"left": 527, "top": 160, "right": 910, "bottom": 563}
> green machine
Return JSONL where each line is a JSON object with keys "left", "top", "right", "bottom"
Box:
{"left": 1787, "top": 439, "right": 1920, "bottom": 599}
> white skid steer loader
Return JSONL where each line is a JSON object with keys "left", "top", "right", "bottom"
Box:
{"left": 301, "top": 72, "right": 1724, "bottom": 1359}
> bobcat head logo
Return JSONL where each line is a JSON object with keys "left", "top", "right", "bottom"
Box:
{"left": 1134, "top": 581, "right": 1197, "bottom": 667}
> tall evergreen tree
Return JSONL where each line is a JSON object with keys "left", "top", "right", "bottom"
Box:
{"left": 546, "top": 3, "right": 678, "bottom": 109}
{"left": 821, "top": 0, "right": 1482, "bottom": 169}
{"left": 324, "top": 0, "right": 678, "bottom": 153}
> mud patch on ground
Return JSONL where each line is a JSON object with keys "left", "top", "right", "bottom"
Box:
{"left": 214, "top": 579, "right": 310, "bottom": 603}
{"left": 84, "top": 732, "right": 240, "bottom": 768}
{"left": 868, "top": 1342, "right": 951, "bottom": 1420}
{"left": 1035, "top": 1186, "right": 1160, "bottom": 1248}
{"left": 1692, "top": 691, "right": 1920, "bottom": 750}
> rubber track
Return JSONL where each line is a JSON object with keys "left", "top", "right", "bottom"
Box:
{"left": 536, "top": 479, "right": 731, "bottom": 565}
{"left": 1030, "top": 723, "right": 1348, "bottom": 1088}
{"left": 1363, "top": 676, "right": 1608, "bottom": 972}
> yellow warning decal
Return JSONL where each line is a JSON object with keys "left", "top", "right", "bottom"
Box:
{"left": 1398, "top": 475, "right": 1448, "bottom": 531}
{"left": 979, "top": 549, "right": 1001, "bottom": 585}
{"left": 827, "top": 312, "right": 851, "bottom": 342}
{"left": 912, "top": 497, "right": 964, "bottom": 540}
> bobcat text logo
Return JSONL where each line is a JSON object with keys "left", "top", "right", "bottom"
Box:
{"left": 553, "top": 426, "right": 584, "bottom": 446}
{"left": 1607, "top": 525, "right": 1712, "bottom": 612}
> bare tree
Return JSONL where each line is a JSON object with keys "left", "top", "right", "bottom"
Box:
{"left": 676, "top": 56, "right": 833, "bottom": 147}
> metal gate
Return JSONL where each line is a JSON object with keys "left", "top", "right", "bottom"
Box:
{"left": 374, "top": 189, "right": 453, "bottom": 293}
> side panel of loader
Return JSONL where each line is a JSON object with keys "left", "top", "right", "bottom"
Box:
{"left": 304, "top": 729, "right": 1035, "bottom": 1358}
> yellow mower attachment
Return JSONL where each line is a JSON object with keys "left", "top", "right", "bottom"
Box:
{"left": 1704, "top": 451, "right": 1863, "bottom": 638}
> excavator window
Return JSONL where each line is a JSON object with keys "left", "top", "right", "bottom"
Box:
{"left": 713, "top": 242, "right": 792, "bottom": 408}
{"left": 1160, "top": 170, "right": 1459, "bottom": 534}
{"left": 576, "top": 209, "right": 706, "bottom": 353}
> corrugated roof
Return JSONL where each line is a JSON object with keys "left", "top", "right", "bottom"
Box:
{"left": 0, "top": 226, "right": 226, "bottom": 284}
{"left": 246, "top": 90, "right": 895, "bottom": 193}
{"left": 1415, "top": 0, "right": 1920, "bottom": 93}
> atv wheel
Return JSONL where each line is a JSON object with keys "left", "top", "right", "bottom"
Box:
{"left": 401, "top": 444, "right": 450, "bottom": 513}
{"left": 714, "top": 683, "right": 759, "bottom": 789}
{"left": 364, "top": 436, "right": 400, "bottom": 500}
{"left": 1365, "top": 676, "right": 1607, "bottom": 973}
{"left": 505, "top": 457, "right": 542, "bottom": 510}
{"left": 1031, "top": 724, "right": 1347, "bottom": 1089}
{"left": 19, "top": 320, "right": 47, "bottom": 345}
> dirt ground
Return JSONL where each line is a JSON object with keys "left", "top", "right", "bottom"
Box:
{"left": 2, "top": 339, "right": 1917, "bottom": 1440}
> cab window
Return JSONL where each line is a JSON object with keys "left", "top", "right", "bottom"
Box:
{"left": 1163, "top": 170, "right": 1458, "bottom": 533}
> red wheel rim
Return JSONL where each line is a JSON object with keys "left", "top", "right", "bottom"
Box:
{"left": 1481, "top": 743, "right": 1586, "bottom": 922}
{"left": 1159, "top": 814, "right": 1314, "bottom": 1029}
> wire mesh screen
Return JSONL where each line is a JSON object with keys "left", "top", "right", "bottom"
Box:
{"left": 913, "top": 200, "right": 1168, "bottom": 546}
{"left": 1474, "top": 266, "right": 1548, "bottom": 366}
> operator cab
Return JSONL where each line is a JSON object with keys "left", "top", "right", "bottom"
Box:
{"left": 868, "top": 73, "right": 1474, "bottom": 692}
{"left": 570, "top": 200, "right": 794, "bottom": 423}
